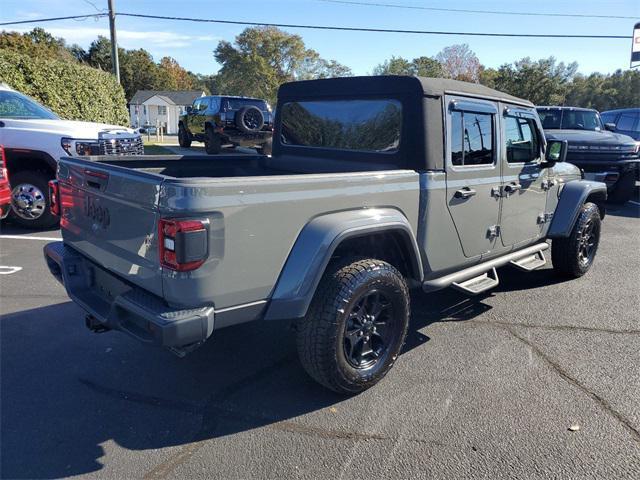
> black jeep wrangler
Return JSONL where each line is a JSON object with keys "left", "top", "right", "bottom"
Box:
{"left": 178, "top": 96, "right": 273, "bottom": 155}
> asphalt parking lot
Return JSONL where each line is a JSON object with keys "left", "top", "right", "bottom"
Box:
{"left": 1, "top": 195, "right": 639, "bottom": 479}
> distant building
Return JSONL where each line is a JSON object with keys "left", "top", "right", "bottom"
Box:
{"left": 129, "top": 90, "right": 205, "bottom": 134}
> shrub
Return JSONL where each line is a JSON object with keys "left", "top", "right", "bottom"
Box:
{"left": 0, "top": 49, "right": 129, "bottom": 125}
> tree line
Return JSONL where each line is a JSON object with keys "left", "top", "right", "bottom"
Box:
{"left": 1, "top": 27, "right": 638, "bottom": 111}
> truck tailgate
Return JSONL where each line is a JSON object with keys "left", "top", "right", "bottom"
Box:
{"left": 57, "top": 157, "right": 163, "bottom": 297}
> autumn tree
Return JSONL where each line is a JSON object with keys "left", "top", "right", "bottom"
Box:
{"left": 435, "top": 44, "right": 481, "bottom": 82}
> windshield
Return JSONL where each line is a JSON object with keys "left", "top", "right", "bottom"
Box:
{"left": 0, "top": 90, "right": 59, "bottom": 120}
{"left": 537, "top": 108, "right": 603, "bottom": 131}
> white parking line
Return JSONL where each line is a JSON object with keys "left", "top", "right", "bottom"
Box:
{"left": 0, "top": 235, "right": 60, "bottom": 241}
{"left": 0, "top": 266, "right": 22, "bottom": 275}
{"left": 629, "top": 200, "right": 640, "bottom": 207}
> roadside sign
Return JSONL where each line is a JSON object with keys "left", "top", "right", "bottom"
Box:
{"left": 632, "top": 22, "right": 640, "bottom": 68}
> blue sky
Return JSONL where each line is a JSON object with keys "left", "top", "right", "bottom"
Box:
{"left": 2, "top": 0, "right": 639, "bottom": 75}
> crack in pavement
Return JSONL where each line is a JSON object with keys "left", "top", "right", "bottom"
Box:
{"left": 502, "top": 325, "right": 640, "bottom": 444}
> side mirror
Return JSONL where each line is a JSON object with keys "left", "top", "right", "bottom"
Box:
{"left": 541, "top": 139, "right": 568, "bottom": 167}
{"left": 186, "top": 106, "right": 193, "bottom": 114}
{"left": 604, "top": 122, "right": 617, "bottom": 132}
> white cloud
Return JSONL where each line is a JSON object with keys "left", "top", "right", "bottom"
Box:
{"left": 8, "top": 26, "right": 219, "bottom": 49}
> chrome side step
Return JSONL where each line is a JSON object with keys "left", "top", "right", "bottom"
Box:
{"left": 452, "top": 268, "right": 499, "bottom": 295}
{"left": 510, "top": 251, "right": 546, "bottom": 272}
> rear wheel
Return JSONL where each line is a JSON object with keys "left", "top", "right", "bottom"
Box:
{"left": 608, "top": 171, "right": 636, "bottom": 204}
{"left": 296, "top": 258, "right": 410, "bottom": 394}
{"left": 204, "top": 128, "right": 221, "bottom": 155}
{"left": 551, "top": 202, "right": 601, "bottom": 278}
{"left": 178, "top": 124, "right": 192, "bottom": 148}
{"left": 9, "top": 170, "right": 58, "bottom": 229}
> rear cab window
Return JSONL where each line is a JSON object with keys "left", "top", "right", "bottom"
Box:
{"left": 280, "top": 99, "right": 402, "bottom": 153}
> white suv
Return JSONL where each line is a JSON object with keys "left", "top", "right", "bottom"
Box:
{"left": 0, "top": 84, "right": 143, "bottom": 228}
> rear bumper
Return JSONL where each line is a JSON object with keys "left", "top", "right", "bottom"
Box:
{"left": 44, "top": 241, "right": 214, "bottom": 348}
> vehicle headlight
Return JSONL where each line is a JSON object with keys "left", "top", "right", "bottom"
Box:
{"left": 61, "top": 138, "right": 100, "bottom": 156}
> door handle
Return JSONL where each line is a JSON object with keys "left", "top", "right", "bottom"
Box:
{"left": 504, "top": 183, "right": 521, "bottom": 194}
{"left": 454, "top": 187, "right": 477, "bottom": 199}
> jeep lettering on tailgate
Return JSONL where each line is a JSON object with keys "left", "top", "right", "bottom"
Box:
{"left": 84, "top": 195, "right": 110, "bottom": 229}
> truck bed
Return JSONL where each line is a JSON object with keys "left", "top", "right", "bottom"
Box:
{"left": 88, "top": 154, "right": 291, "bottom": 179}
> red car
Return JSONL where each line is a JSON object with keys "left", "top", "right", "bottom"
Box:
{"left": 0, "top": 146, "right": 11, "bottom": 219}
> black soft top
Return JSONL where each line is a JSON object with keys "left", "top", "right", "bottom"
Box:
{"left": 279, "top": 75, "right": 532, "bottom": 106}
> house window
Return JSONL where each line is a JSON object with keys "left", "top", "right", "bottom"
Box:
{"left": 158, "top": 105, "right": 167, "bottom": 115}
{"left": 142, "top": 105, "right": 146, "bottom": 115}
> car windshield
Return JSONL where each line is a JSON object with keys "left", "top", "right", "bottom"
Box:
{"left": 537, "top": 108, "right": 603, "bottom": 131}
{"left": 0, "top": 90, "right": 59, "bottom": 120}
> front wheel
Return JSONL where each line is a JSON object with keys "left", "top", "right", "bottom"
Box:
{"left": 608, "top": 171, "right": 636, "bottom": 204}
{"left": 178, "top": 125, "right": 192, "bottom": 148}
{"left": 551, "top": 202, "right": 601, "bottom": 278}
{"left": 257, "top": 138, "right": 272, "bottom": 156}
{"left": 296, "top": 258, "right": 410, "bottom": 394}
{"left": 204, "top": 128, "right": 221, "bottom": 155}
{"left": 9, "top": 170, "right": 58, "bottom": 229}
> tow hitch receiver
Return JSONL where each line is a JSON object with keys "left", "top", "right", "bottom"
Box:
{"left": 86, "top": 315, "right": 111, "bottom": 334}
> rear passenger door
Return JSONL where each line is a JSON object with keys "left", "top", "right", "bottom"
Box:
{"left": 445, "top": 97, "right": 501, "bottom": 258}
{"left": 499, "top": 107, "right": 547, "bottom": 247}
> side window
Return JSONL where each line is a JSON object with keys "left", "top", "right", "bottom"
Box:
{"left": 617, "top": 113, "right": 637, "bottom": 131}
{"left": 505, "top": 115, "right": 540, "bottom": 163}
{"left": 600, "top": 112, "right": 616, "bottom": 124}
{"left": 450, "top": 110, "right": 494, "bottom": 166}
{"left": 209, "top": 97, "right": 220, "bottom": 112}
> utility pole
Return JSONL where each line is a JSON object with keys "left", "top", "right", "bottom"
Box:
{"left": 108, "top": 0, "right": 120, "bottom": 83}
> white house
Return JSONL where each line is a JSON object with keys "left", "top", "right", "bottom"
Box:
{"left": 129, "top": 90, "right": 205, "bottom": 135}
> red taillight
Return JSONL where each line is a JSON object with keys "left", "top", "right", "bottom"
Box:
{"left": 0, "top": 145, "right": 7, "bottom": 180}
{"left": 158, "top": 218, "right": 208, "bottom": 271}
{"left": 49, "top": 180, "right": 60, "bottom": 216}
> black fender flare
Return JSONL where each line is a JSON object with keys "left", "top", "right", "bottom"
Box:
{"left": 547, "top": 180, "right": 607, "bottom": 238}
{"left": 264, "top": 208, "right": 423, "bottom": 321}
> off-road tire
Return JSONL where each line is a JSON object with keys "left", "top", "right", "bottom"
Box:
{"left": 551, "top": 202, "right": 601, "bottom": 278}
{"left": 257, "top": 138, "right": 272, "bottom": 156}
{"left": 204, "top": 128, "right": 221, "bottom": 155}
{"left": 235, "top": 106, "right": 264, "bottom": 134}
{"left": 296, "top": 258, "right": 410, "bottom": 394}
{"left": 608, "top": 171, "right": 636, "bottom": 204}
{"left": 9, "top": 170, "right": 58, "bottom": 229}
{"left": 178, "top": 124, "right": 192, "bottom": 148}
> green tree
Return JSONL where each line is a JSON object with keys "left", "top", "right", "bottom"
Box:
{"left": 214, "top": 26, "right": 351, "bottom": 103}
{"left": 0, "top": 27, "right": 77, "bottom": 62}
{"left": 486, "top": 57, "right": 578, "bottom": 104}
{"left": 373, "top": 55, "right": 443, "bottom": 77}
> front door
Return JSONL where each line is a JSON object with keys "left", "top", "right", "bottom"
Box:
{"left": 445, "top": 97, "right": 501, "bottom": 258}
{"left": 190, "top": 98, "right": 207, "bottom": 136}
{"left": 499, "top": 107, "right": 548, "bottom": 247}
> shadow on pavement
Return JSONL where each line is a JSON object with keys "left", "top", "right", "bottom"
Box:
{"left": 3, "top": 249, "right": 590, "bottom": 478}
{"left": 0, "top": 284, "right": 500, "bottom": 478}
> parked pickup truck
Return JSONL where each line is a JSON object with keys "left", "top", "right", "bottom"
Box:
{"left": 0, "top": 84, "right": 144, "bottom": 228}
{"left": 45, "top": 76, "right": 607, "bottom": 394}
{"left": 537, "top": 106, "right": 639, "bottom": 204}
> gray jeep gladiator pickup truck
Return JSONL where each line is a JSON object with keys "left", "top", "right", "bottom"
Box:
{"left": 44, "top": 76, "right": 607, "bottom": 394}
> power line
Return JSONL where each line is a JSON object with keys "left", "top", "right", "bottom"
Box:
{"left": 117, "top": 13, "right": 632, "bottom": 39}
{"left": 318, "top": 0, "right": 636, "bottom": 20}
{"left": 0, "top": 14, "right": 107, "bottom": 26}
{"left": 0, "top": 12, "right": 633, "bottom": 39}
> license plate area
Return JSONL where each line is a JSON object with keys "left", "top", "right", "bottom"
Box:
{"left": 87, "top": 263, "right": 131, "bottom": 303}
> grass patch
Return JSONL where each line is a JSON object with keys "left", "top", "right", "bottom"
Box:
{"left": 143, "top": 144, "right": 173, "bottom": 155}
